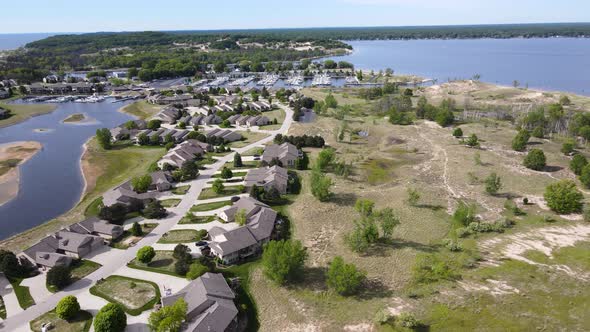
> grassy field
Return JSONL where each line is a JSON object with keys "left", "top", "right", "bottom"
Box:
{"left": 231, "top": 131, "right": 270, "bottom": 148}
{"left": 179, "top": 215, "right": 216, "bottom": 224}
{"left": 30, "top": 310, "right": 92, "bottom": 332}
{"left": 119, "top": 101, "right": 161, "bottom": 120}
{"left": 0, "top": 139, "right": 165, "bottom": 252}
{"left": 191, "top": 200, "right": 233, "bottom": 212}
{"left": 8, "top": 277, "right": 35, "bottom": 309}
{"left": 127, "top": 250, "right": 185, "bottom": 277}
{"left": 243, "top": 87, "right": 590, "bottom": 331}
{"left": 172, "top": 185, "right": 190, "bottom": 195}
{"left": 62, "top": 113, "right": 85, "bottom": 123}
{"left": 198, "top": 186, "right": 243, "bottom": 200}
{"left": 158, "top": 229, "right": 201, "bottom": 243}
{"left": 110, "top": 223, "right": 157, "bottom": 250}
{"left": 160, "top": 198, "right": 181, "bottom": 207}
{"left": 90, "top": 275, "right": 160, "bottom": 315}
{"left": 261, "top": 108, "right": 286, "bottom": 130}
{"left": 0, "top": 102, "right": 57, "bottom": 128}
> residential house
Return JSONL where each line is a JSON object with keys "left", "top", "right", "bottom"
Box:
{"left": 211, "top": 197, "right": 277, "bottom": 264}
{"left": 203, "top": 114, "right": 222, "bottom": 125}
{"left": 102, "top": 181, "right": 159, "bottom": 207}
{"left": 206, "top": 129, "right": 242, "bottom": 143}
{"left": 74, "top": 217, "right": 125, "bottom": 240}
{"left": 245, "top": 115, "right": 270, "bottom": 127}
{"left": 150, "top": 171, "right": 173, "bottom": 191}
{"left": 153, "top": 106, "right": 181, "bottom": 123}
{"left": 161, "top": 273, "right": 238, "bottom": 332}
{"left": 262, "top": 143, "right": 299, "bottom": 167}
{"left": 244, "top": 166, "right": 288, "bottom": 194}
{"left": 157, "top": 139, "right": 209, "bottom": 169}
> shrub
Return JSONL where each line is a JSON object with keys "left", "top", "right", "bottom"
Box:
{"left": 511, "top": 129, "right": 530, "bottom": 151}
{"left": 412, "top": 254, "right": 460, "bottom": 284}
{"left": 465, "top": 134, "right": 480, "bottom": 147}
{"left": 452, "top": 127, "right": 463, "bottom": 137}
{"left": 262, "top": 240, "right": 307, "bottom": 285}
{"left": 398, "top": 313, "right": 420, "bottom": 328}
{"left": 570, "top": 154, "right": 588, "bottom": 176}
{"left": 407, "top": 188, "right": 420, "bottom": 206}
{"left": 220, "top": 167, "right": 233, "bottom": 179}
{"left": 137, "top": 246, "right": 156, "bottom": 264}
{"left": 374, "top": 309, "right": 393, "bottom": 325}
{"left": 173, "top": 244, "right": 191, "bottom": 260}
{"left": 326, "top": 256, "right": 366, "bottom": 295}
{"left": 47, "top": 265, "right": 71, "bottom": 290}
{"left": 186, "top": 262, "right": 209, "bottom": 280}
{"left": 55, "top": 295, "right": 80, "bottom": 320}
{"left": 455, "top": 227, "right": 470, "bottom": 238}
{"left": 94, "top": 303, "right": 127, "bottom": 332}
{"left": 212, "top": 179, "right": 225, "bottom": 194}
{"left": 310, "top": 168, "right": 332, "bottom": 201}
{"left": 561, "top": 140, "right": 575, "bottom": 155}
{"left": 317, "top": 148, "right": 336, "bottom": 171}
{"left": 452, "top": 201, "right": 477, "bottom": 226}
{"left": 484, "top": 173, "right": 502, "bottom": 195}
{"left": 131, "top": 174, "right": 152, "bottom": 193}
{"left": 579, "top": 164, "right": 590, "bottom": 188}
{"left": 233, "top": 152, "right": 243, "bottom": 167}
{"left": 531, "top": 126, "right": 544, "bottom": 138}
{"left": 504, "top": 199, "right": 525, "bottom": 216}
{"left": 142, "top": 200, "right": 167, "bottom": 219}
{"left": 131, "top": 222, "right": 142, "bottom": 236}
{"left": 523, "top": 148, "right": 546, "bottom": 171}
{"left": 354, "top": 199, "right": 375, "bottom": 217}
{"left": 443, "top": 239, "right": 463, "bottom": 252}
{"left": 544, "top": 180, "right": 584, "bottom": 214}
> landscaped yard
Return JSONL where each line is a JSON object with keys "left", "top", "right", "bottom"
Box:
{"left": 179, "top": 214, "right": 216, "bottom": 224}
{"left": 120, "top": 101, "right": 161, "bottom": 120}
{"left": 160, "top": 198, "right": 181, "bottom": 208}
{"left": 241, "top": 147, "right": 265, "bottom": 156}
{"left": 83, "top": 197, "right": 103, "bottom": 217}
{"left": 47, "top": 260, "right": 101, "bottom": 293}
{"left": 191, "top": 200, "right": 233, "bottom": 212}
{"left": 231, "top": 131, "right": 270, "bottom": 148}
{"left": 158, "top": 229, "right": 202, "bottom": 243}
{"left": 110, "top": 223, "right": 157, "bottom": 249}
{"left": 90, "top": 275, "right": 160, "bottom": 315}
{"left": 198, "top": 186, "right": 244, "bottom": 200}
{"left": 8, "top": 277, "right": 35, "bottom": 309}
{"left": 212, "top": 171, "right": 248, "bottom": 178}
{"left": 30, "top": 309, "right": 93, "bottom": 332}
{"left": 127, "top": 250, "right": 183, "bottom": 277}
{"left": 172, "top": 185, "right": 190, "bottom": 195}
{"left": 223, "top": 160, "right": 259, "bottom": 170}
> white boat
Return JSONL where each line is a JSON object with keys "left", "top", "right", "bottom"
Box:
{"left": 311, "top": 74, "right": 332, "bottom": 87}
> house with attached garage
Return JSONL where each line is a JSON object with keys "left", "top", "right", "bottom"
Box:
{"left": 210, "top": 197, "right": 277, "bottom": 264}
{"left": 157, "top": 139, "right": 211, "bottom": 168}
{"left": 244, "top": 166, "right": 288, "bottom": 194}
{"left": 262, "top": 142, "right": 300, "bottom": 167}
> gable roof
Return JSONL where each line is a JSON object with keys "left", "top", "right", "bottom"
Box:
{"left": 262, "top": 142, "right": 298, "bottom": 163}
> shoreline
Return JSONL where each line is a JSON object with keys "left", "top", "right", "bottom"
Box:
{"left": 0, "top": 102, "right": 57, "bottom": 129}
{"left": 0, "top": 141, "right": 43, "bottom": 206}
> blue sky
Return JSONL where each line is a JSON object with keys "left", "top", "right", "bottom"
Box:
{"left": 2, "top": 0, "right": 590, "bottom": 33}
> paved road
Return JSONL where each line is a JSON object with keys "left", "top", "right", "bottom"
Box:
{"left": 0, "top": 104, "right": 293, "bottom": 331}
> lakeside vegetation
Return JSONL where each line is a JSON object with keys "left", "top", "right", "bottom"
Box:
{"left": 0, "top": 102, "right": 56, "bottom": 128}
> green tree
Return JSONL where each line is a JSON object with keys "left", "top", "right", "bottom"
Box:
{"left": 354, "top": 199, "right": 375, "bottom": 217}
{"left": 295, "top": 151, "right": 309, "bottom": 170}
{"left": 212, "top": 179, "right": 225, "bottom": 194}
{"left": 94, "top": 303, "right": 127, "bottom": 332}
{"left": 220, "top": 167, "right": 233, "bottom": 179}
{"left": 235, "top": 208, "right": 247, "bottom": 226}
{"left": 325, "top": 93, "right": 338, "bottom": 108}
{"left": 186, "top": 262, "right": 209, "bottom": 280}
{"left": 96, "top": 128, "right": 112, "bottom": 150}
{"left": 344, "top": 226, "right": 370, "bottom": 253}
{"left": 435, "top": 109, "right": 454, "bottom": 127}
{"left": 570, "top": 154, "right": 588, "bottom": 176}
{"left": 262, "top": 240, "right": 307, "bottom": 285}
{"left": 137, "top": 246, "right": 156, "bottom": 264}
{"left": 544, "top": 180, "right": 583, "bottom": 214}
{"left": 326, "top": 256, "right": 366, "bottom": 295}
{"left": 389, "top": 107, "right": 412, "bottom": 125}
{"left": 148, "top": 298, "right": 187, "bottom": 332}
{"left": 132, "top": 174, "right": 152, "bottom": 193}
{"left": 56, "top": 295, "right": 80, "bottom": 321}
{"left": 142, "top": 200, "right": 167, "bottom": 219}
{"left": 531, "top": 126, "right": 544, "bottom": 138}
{"left": 512, "top": 130, "right": 530, "bottom": 151}
{"left": 484, "top": 173, "right": 502, "bottom": 195}
{"left": 131, "top": 222, "right": 143, "bottom": 236}
{"left": 376, "top": 208, "right": 400, "bottom": 239}
{"left": 453, "top": 201, "right": 477, "bottom": 227}
{"left": 317, "top": 148, "right": 335, "bottom": 171}
{"left": 46, "top": 265, "right": 71, "bottom": 290}
{"left": 310, "top": 168, "right": 333, "bottom": 201}
{"left": 452, "top": 127, "right": 463, "bottom": 137}
{"left": 523, "top": 149, "right": 546, "bottom": 171}
{"left": 233, "top": 152, "right": 243, "bottom": 167}
{"left": 180, "top": 160, "right": 199, "bottom": 181}
{"left": 407, "top": 188, "right": 420, "bottom": 206}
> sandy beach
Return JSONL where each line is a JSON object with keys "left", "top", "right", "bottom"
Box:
{"left": 0, "top": 141, "right": 42, "bottom": 206}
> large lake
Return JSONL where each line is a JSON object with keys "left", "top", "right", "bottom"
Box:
{"left": 0, "top": 100, "right": 134, "bottom": 239}
{"left": 325, "top": 38, "right": 590, "bottom": 95}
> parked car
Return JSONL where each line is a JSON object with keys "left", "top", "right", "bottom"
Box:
{"left": 195, "top": 241, "right": 208, "bottom": 248}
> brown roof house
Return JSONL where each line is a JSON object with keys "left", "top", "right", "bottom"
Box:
{"left": 161, "top": 272, "right": 238, "bottom": 332}
{"left": 244, "top": 166, "right": 288, "bottom": 194}
{"left": 262, "top": 142, "right": 299, "bottom": 167}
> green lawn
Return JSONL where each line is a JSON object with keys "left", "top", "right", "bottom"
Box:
{"left": 160, "top": 198, "right": 181, "bottom": 208}
{"left": 89, "top": 275, "right": 160, "bottom": 315}
{"left": 127, "top": 250, "right": 184, "bottom": 277}
{"left": 190, "top": 200, "right": 233, "bottom": 212}
{"left": 0, "top": 295, "right": 6, "bottom": 319}
{"left": 110, "top": 223, "right": 157, "bottom": 250}
{"left": 0, "top": 102, "right": 56, "bottom": 128}
{"left": 198, "top": 186, "right": 244, "bottom": 200}
{"left": 217, "top": 262, "right": 260, "bottom": 331}
{"left": 158, "top": 229, "right": 201, "bottom": 243}
{"left": 83, "top": 197, "right": 103, "bottom": 217}
{"left": 179, "top": 215, "right": 216, "bottom": 224}
{"left": 242, "top": 147, "right": 264, "bottom": 156}
{"left": 47, "top": 260, "right": 102, "bottom": 293}
{"left": 212, "top": 171, "right": 248, "bottom": 178}
{"left": 8, "top": 277, "right": 35, "bottom": 309}
{"left": 172, "top": 185, "right": 190, "bottom": 195}
{"left": 30, "top": 310, "right": 93, "bottom": 332}
{"left": 119, "top": 101, "right": 161, "bottom": 120}
{"left": 230, "top": 131, "right": 270, "bottom": 148}
{"left": 223, "top": 160, "right": 259, "bottom": 170}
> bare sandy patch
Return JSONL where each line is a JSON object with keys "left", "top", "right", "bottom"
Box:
{"left": 459, "top": 279, "right": 520, "bottom": 296}
{"left": 0, "top": 141, "right": 42, "bottom": 206}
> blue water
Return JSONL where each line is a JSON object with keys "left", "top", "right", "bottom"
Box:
{"left": 0, "top": 33, "right": 57, "bottom": 50}
{"left": 325, "top": 38, "right": 590, "bottom": 95}
{"left": 0, "top": 100, "right": 134, "bottom": 239}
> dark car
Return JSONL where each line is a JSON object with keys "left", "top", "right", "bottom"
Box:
{"left": 195, "top": 241, "right": 208, "bottom": 247}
